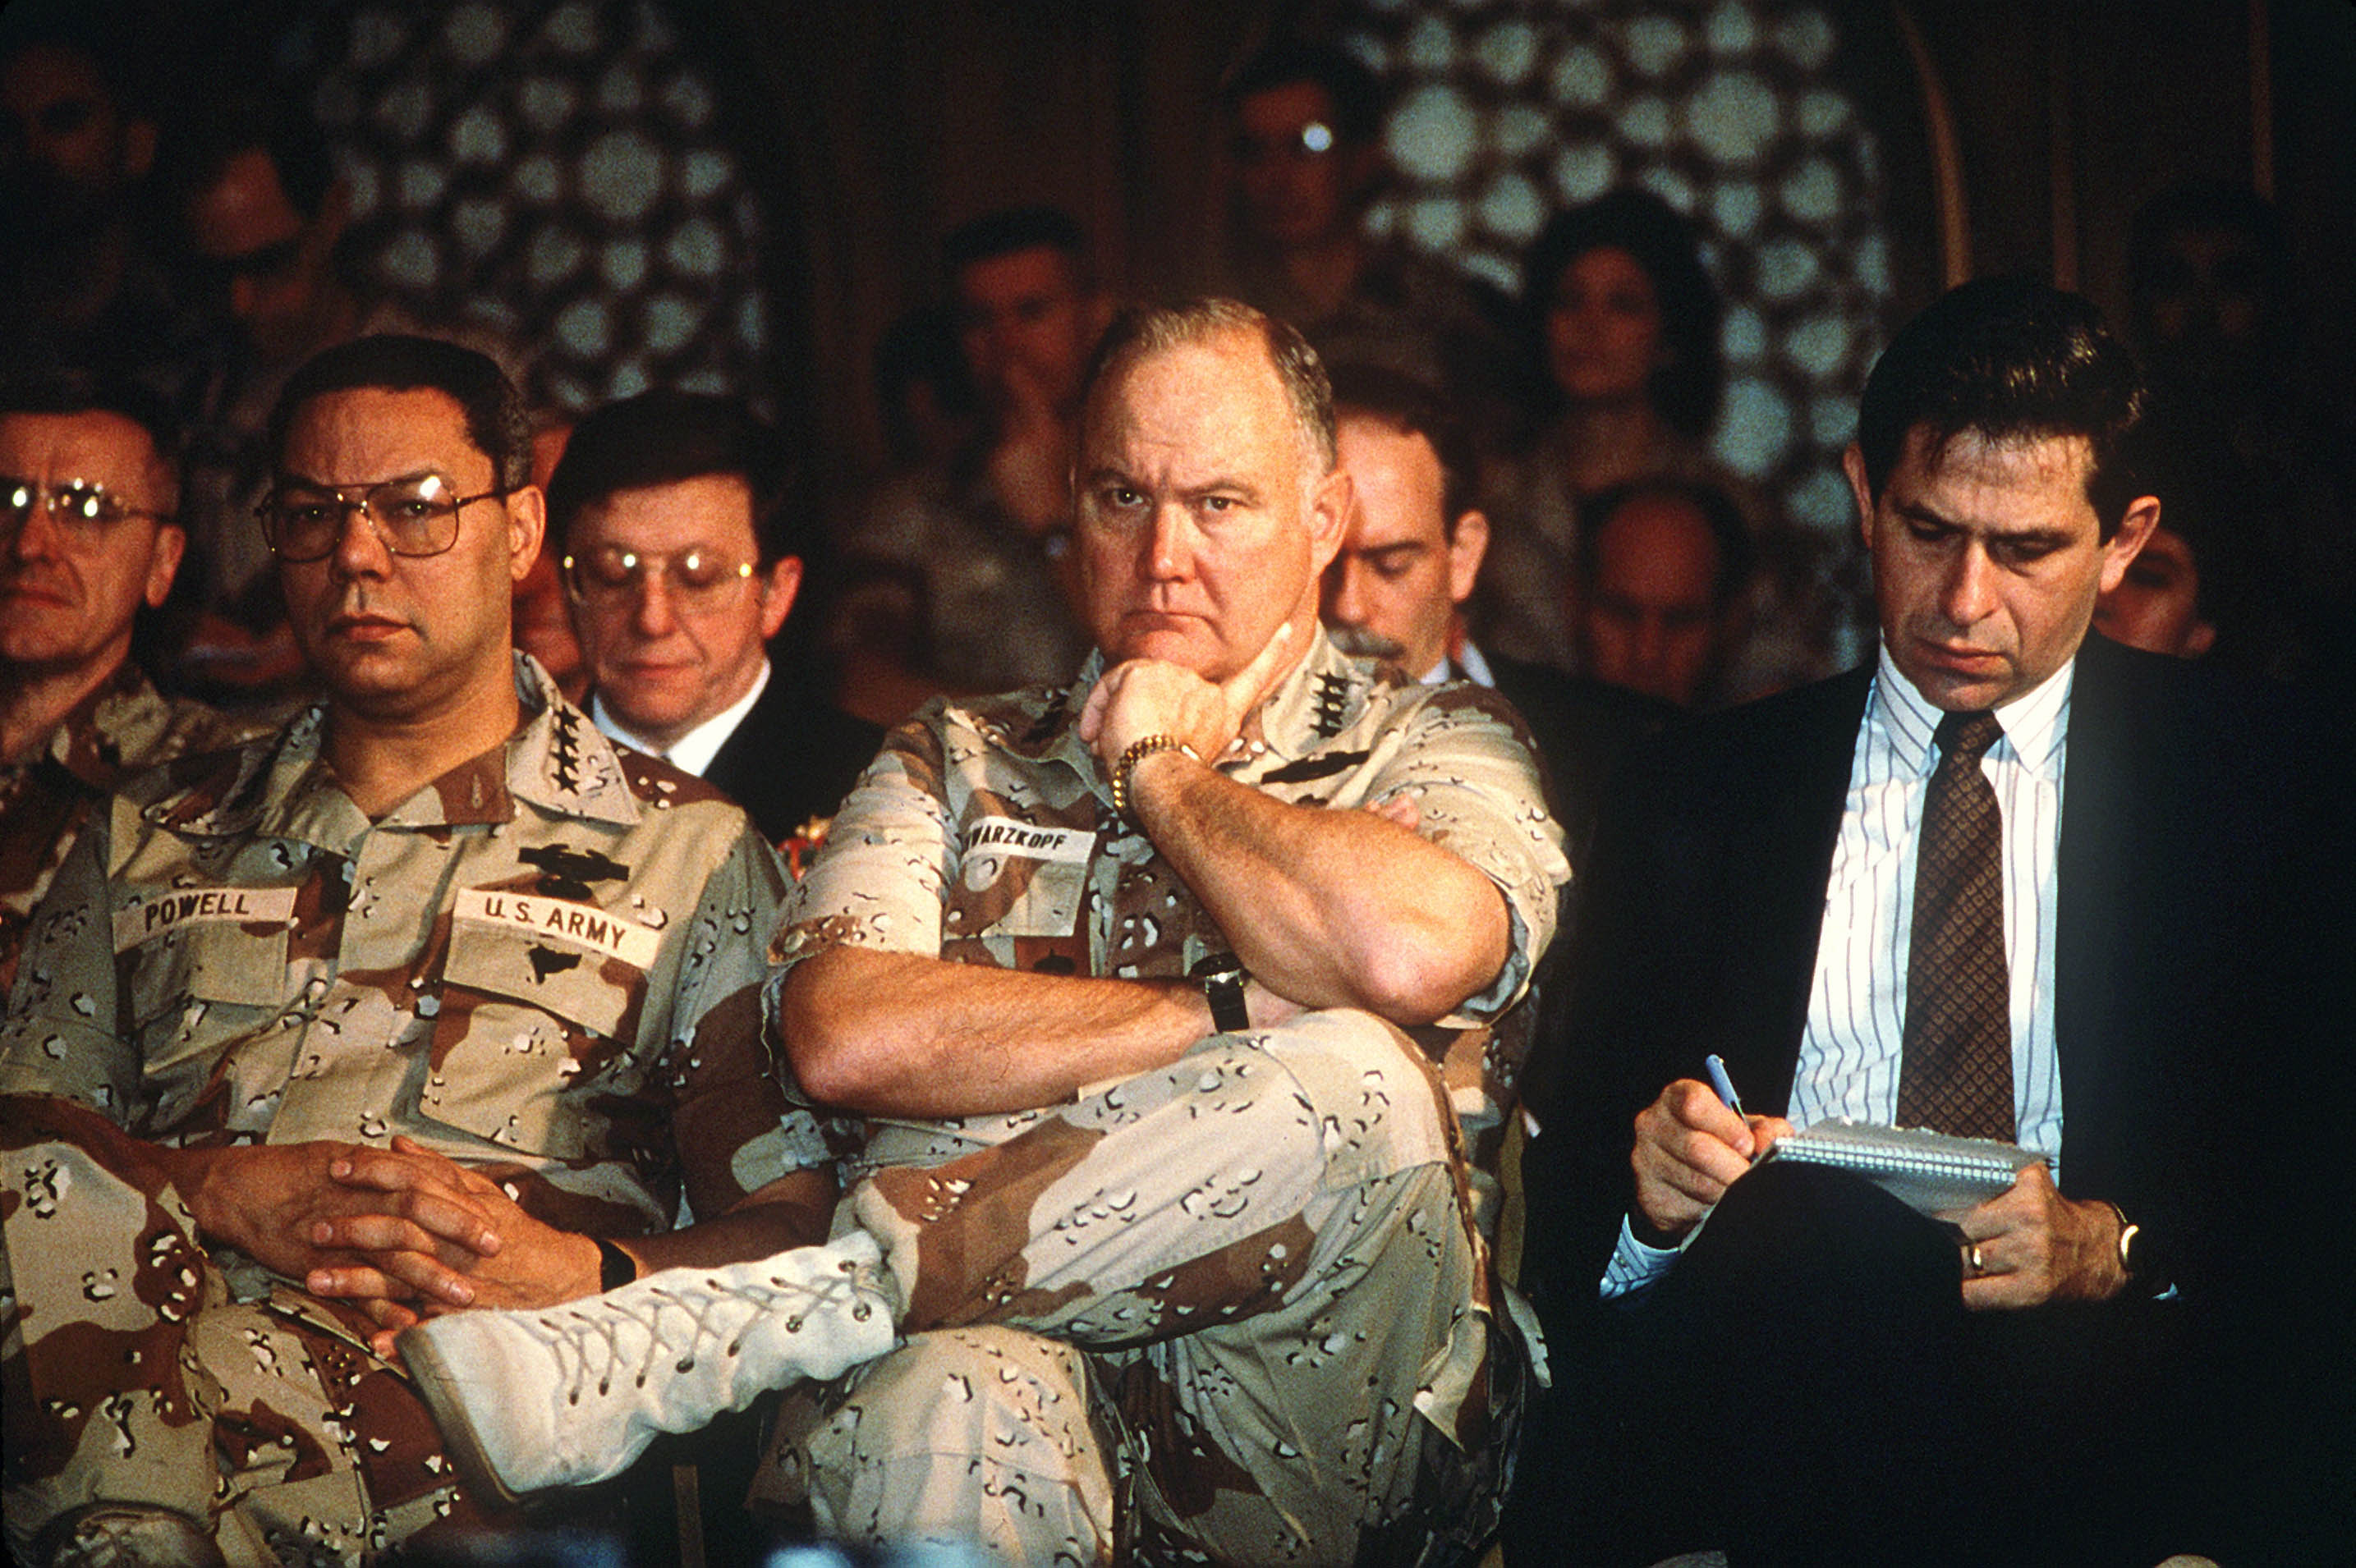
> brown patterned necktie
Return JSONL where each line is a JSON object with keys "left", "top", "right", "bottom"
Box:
{"left": 1897, "top": 709, "right": 2014, "bottom": 1139}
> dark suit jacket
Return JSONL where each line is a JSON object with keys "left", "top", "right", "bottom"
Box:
{"left": 599, "top": 673, "right": 883, "bottom": 846}
{"left": 705, "top": 674, "right": 884, "bottom": 844}
{"left": 1484, "top": 653, "right": 1674, "bottom": 874}
{"left": 1521, "top": 633, "right": 2336, "bottom": 1327}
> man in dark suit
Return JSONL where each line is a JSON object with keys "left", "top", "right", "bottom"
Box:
{"left": 1510, "top": 278, "right": 2345, "bottom": 1564}
{"left": 548, "top": 391, "right": 880, "bottom": 845}
{"left": 1318, "top": 361, "right": 1670, "bottom": 1270}
{"left": 1320, "top": 362, "right": 1667, "bottom": 869}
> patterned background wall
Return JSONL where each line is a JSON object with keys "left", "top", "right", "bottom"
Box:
{"left": 278, "top": 0, "right": 772, "bottom": 420}
{"left": 278, "top": 0, "right": 1890, "bottom": 643}
{"left": 1339, "top": 0, "right": 1895, "bottom": 642}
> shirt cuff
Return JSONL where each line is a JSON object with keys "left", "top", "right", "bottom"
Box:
{"left": 1599, "top": 1213, "right": 1683, "bottom": 1301}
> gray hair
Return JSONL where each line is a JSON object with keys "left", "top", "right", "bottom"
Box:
{"left": 1079, "top": 298, "right": 1337, "bottom": 475}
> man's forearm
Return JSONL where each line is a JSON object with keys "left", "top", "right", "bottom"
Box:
{"left": 618, "top": 1169, "right": 838, "bottom": 1279}
{"left": 1125, "top": 748, "right": 1510, "bottom": 1022}
{"left": 778, "top": 946, "right": 1216, "bottom": 1117}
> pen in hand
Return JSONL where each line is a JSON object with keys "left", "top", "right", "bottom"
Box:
{"left": 1705, "top": 1054, "right": 1745, "bottom": 1119}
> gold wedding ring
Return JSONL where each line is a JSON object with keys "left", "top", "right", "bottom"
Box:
{"left": 1966, "top": 1243, "right": 1985, "bottom": 1276}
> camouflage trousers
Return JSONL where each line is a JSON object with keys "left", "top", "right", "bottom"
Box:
{"left": 0, "top": 1094, "right": 495, "bottom": 1567}
{"left": 752, "top": 1008, "right": 1522, "bottom": 1567}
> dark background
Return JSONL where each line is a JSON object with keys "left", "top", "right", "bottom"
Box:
{"left": 42, "top": 0, "right": 2356, "bottom": 521}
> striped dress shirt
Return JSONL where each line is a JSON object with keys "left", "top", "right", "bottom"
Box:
{"left": 1602, "top": 649, "right": 2074, "bottom": 1299}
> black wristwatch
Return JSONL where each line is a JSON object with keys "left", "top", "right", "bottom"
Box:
{"left": 1190, "top": 951, "right": 1251, "bottom": 1034}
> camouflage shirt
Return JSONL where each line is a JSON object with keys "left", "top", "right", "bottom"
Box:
{"left": 0, "top": 661, "right": 260, "bottom": 994}
{"left": 2, "top": 654, "right": 820, "bottom": 1262}
{"left": 771, "top": 629, "right": 1571, "bottom": 1181}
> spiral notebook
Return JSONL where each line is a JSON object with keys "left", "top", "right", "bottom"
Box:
{"left": 1757, "top": 1119, "right": 2045, "bottom": 1217}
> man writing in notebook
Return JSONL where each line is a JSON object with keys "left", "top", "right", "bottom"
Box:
{"left": 1510, "top": 278, "right": 2341, "bottom": 1564}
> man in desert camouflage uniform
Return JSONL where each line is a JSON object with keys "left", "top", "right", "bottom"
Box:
{"left": 402, "top": 300, "right": 1568, "bottom": 1566}
{"left": 1, "top": 375, "right": 260, "bottom": 994}
{"left": 0, "top": 337, "right": 829, "bottom": 1567}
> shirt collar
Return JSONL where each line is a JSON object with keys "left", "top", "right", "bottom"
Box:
{"left": 1047, "top": 625, "right": 1369, "bottom": 791}
{"left": 158, "top": 653, "right": 642, "bottom": 846}
{"left": 32, "top": 660, "right": 159, "bottom": 790}
{"left": 1423, "top": 640, "right": 1496, "bottom": 689}
{"left": 592, "top": 658, "right": 769, "bottom": 777}
{"left": 1234, "top": 626, "right": 1368, "bottom": 761}
{"left": 1871, "top": 644, "right": 2074, "bottom": 781}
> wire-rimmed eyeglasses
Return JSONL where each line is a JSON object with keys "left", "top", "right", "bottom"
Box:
{"left": 257, "top": 472, "right": 507, "bottom": 562}
{"left": 2, "top": 476, "right": 173, "bottom": 541}
{"left": 560, "top": 546, "right": 760, "bottom": 608}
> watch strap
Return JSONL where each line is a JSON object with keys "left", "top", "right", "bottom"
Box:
{"left": 1190, "top": 951, "right": 1251, "bottom": 1034}
{"left": 2097, "top": 1199, "right": 2168, "bottom": 1297}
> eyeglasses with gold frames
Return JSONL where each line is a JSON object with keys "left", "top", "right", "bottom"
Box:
{"left": 2, "top": 476, "right": 172, "bottom": 542}
{"left": 257, "top": 472, "right": 507, "bottom": 562}
{"left": 560, "top": 546, "right": 760, "bottom": 608}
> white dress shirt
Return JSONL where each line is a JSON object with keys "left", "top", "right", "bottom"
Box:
{"left": 590, "top": 658, "right": 770, "bottom": 778}
{"left": 1423, "top": 640, "right": 1497, "bottom": 690}
{"left": 1602, "top": 648, "right": 2076, "bottom": 1299}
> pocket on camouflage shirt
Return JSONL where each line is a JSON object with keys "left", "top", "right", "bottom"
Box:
{"left": 117, "top": 913, "right": 296, "bottom": 1121}
{"left": 955, "top": 850, "right": 1089, "bottom": 940}
{"left": 122, "top": 908, "right": 294, "bottom": 1037}
{"left": 420, "top": 924, "right": 654, "bottom": 1159}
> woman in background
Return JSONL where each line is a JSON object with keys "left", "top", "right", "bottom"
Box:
{"left": 1481, "top": 190, "right": 1830, "bottom": 702}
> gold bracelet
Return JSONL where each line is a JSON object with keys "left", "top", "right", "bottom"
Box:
{"left": 1111, "top": 734, "right": 1199, "bottom": 820}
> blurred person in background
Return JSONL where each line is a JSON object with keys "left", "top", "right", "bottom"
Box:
{"left": 1482, "top": 189, "right": 1831, "bottom": 701}
{"left": 838, "top": 207, "right": 1100, "bottom": 707}
{"left": 1323, "top": 363, "right": 1668, "bottom": 867}
{"left": 2124, "top": 180, "right": 2353, "bottom": 685}
{"left": 1573, "top": 477, "right": 1757, "bottom": 709}
{"left": 0, "top": 7, "right": 210, "bottom": 410}
{"left": 1220, "top": 37, "right": 1518, "bottom": 437}
{"left": 549, "top": 390, "right": 880, "bottom": 846}
{"left": 2092, "top": 524, "right": 2216, "bottom": 660}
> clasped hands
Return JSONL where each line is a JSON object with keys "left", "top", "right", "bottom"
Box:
{"left": 1631, "top": 1078, "right": 2129, "bottom": 1309}
{"left": 186, "top": 1135, "right": 602, "bottom": 1355}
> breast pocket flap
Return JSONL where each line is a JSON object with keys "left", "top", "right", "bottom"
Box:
{"left": 440, "top": 924, "right": 647, "bottom": 1042}
{"left": 120, "top": 894, "right": 293, "bottom": 1022}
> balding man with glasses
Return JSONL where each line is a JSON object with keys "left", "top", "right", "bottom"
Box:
{"left": 1, "top": 336, "right": 835, "bottom": 1566}
{"left": 0, "top": 374, "right": 258, "bottom": 995}
{"left": 546, "top": 391, "right": 880, "bottom": 849}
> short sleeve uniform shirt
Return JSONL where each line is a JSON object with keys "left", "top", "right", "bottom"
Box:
{"left": 772, "top": 630, "right": 1570, "bottom": 1181}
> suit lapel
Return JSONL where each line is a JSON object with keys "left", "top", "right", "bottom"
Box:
{"left": 2051, "top": 635, "right": 2142, "bottom": 1190}
{"left": 1727, "top": 665, "right": 1875, "bottom": 1115}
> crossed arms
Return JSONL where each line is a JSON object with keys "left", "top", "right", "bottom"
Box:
{"left": 779, "top": 625, "right": 1553, "bottom": 1119}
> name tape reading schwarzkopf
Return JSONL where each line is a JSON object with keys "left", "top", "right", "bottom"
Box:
{"left": 960, "top": 816, "right": 1095, "bottom": 864}
{"left": 113, "top": 886, "right": 298, "bottom": 951}
{"left": 453, "top": 887, "right": 662, "bottom": 968}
